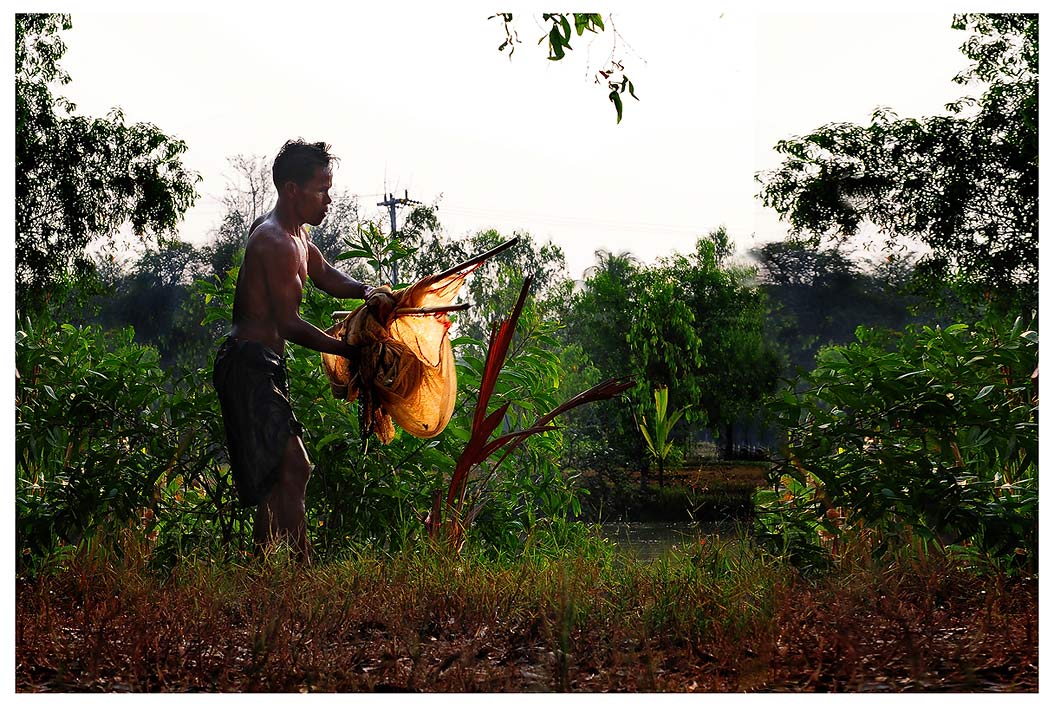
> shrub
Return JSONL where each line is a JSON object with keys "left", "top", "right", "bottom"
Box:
{"left": 756, "top": 314, "right": 1038, "bottom": 571}
{"left": 15, "top": 315, "right": 232, "bottom": 571}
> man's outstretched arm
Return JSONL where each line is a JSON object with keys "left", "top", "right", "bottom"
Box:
{"left": 307, "top": 241, "right": 396, "bottom": 321}
{"left": 306, "top": 241, "right": 370, "bottom": 299}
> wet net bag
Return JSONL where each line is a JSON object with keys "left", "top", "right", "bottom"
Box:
{"left": 321, "top": 238, "right": 517, "bottom": 444}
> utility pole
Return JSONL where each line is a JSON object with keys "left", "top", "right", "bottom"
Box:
{"left": 377, "top": 189, "right": 422, "bottom": 285}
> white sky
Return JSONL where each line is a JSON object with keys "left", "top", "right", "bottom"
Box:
{"left": 37, "top": 0, "right": 982, "bottom": 280}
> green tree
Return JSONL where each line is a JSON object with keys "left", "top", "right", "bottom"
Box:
{"left": 562, "top": 233, "right": 782, "bottom": 470}
{"left": 558, "top": 250, "right": 645, "bottom": 474}
{"left": 756, "top": 14, "right": 1037, "bottom": 314}
{"left": 15, "top": 13, "right": 199, "bottom": 313}
{"left": 203, "top": 209, "right": 252, "bottom": 283}
{"left": 629, "top": 230, "right": 782, "bottom": 458}
{"left": 97, "top": 238, "right": 211, "bottom": 370}
{"left": 570, "top": 250, "right": 640, "bottom": 376}
{"left": 752, "top": 239, "right": 939, "bottom": 379}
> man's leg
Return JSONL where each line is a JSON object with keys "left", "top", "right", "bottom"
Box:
{"left": 254, "top": 434, "right": 313, "bottom": 563}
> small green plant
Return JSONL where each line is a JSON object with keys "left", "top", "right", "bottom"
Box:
{"left": 637, "top": 386, "right": 687, "bottom": 489}
{"left": 332, "top": 219, "right": 418, "bottom": 286}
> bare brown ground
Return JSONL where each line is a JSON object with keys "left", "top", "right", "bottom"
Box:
{"left": 15, "top": 549, "right": 1037, "bottom": 693}
{"left": 664, "top": 463, "right": 769, "bottom": 490}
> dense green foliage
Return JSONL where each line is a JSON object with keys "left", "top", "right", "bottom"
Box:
{"left": 555, "top": 250, "right": 644, "bottom": 473}
{"left": 89, "top": 238, "right": 218, "bottom": 371}
{"left": 15, "top": 316, "right": 229, "bottom": 570}
{"left": 748, "top": 14, "right": 1039, "bottom": 573}
{"left": 15, "top": 14, "right": 199, "bottom": 312}
{"left": 632, "top": 232, "right": 782, "bottom": 456}
{"left": 524, "top": 235, "right": 787, "bottom": 529}
{"left": 755, "top": 315, "right": 1038, "bottom": 572}
{"left": 12, "top": 12, "right": 1039, "bottom": 583}
{"left": 562, "top": 230, "right": 782, "bottom": 465}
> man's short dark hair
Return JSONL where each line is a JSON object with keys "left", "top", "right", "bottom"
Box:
{"left": 273, "top": 139, "right": 337, "bottom": 189}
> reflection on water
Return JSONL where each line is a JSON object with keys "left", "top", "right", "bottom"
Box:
{"left": 598, "top": 521, "right": 745, "bottom": 561}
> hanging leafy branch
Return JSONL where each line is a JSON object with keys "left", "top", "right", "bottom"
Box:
{"left": 596, "top": 60, "right": 637, "bottom": 124}
{"left": 540, "top": 12, "right": 603, "bottom": 60}
{"left": 488, "top": 12, "right": 640, "bottom": 123}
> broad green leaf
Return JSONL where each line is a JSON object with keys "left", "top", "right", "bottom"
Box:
{"left": 548, "top": 26, "right": 565, "bottom": 60}
{"left": 559, "top": 15, "right": 572, "bottom": 43}
{"left": 610, "top": 90, "right": 623, "bottom": 123}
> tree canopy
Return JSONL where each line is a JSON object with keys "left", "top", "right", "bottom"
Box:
{"left": 563, "top": 230, "right": 783, "bottom": 463}
{"left": 15, "top": 13, "right": 199, "bottom": 312}
{"left": 629, "top": 231, "right": 782, "bottom": 456}
{"left": 751, "top": 239, "right": 939, "bottom": 378}
{"left": 756, "top": 13, "right": 1037, "bottom": 314}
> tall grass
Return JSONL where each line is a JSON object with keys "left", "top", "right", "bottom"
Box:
{"left": 16, "top": 527, "right": 1037, "bottom": 692}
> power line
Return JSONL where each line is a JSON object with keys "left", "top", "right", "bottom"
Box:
{"left": 438, "top": 203, "right": 707, "bottom": 235}
{"left": 377, "top": 190, "right": 422, "bottom": 284}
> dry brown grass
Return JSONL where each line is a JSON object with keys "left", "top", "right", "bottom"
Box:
{"left": 15, "top": 539, "right": 1037, "bottom": 692}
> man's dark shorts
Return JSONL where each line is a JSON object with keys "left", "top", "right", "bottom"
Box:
{"left": 212, "top": 337, "right": 303, "bottom": 506}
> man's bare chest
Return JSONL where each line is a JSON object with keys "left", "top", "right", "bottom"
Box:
{"left": 292, "top": 232, "right": 309, "bottom": 284}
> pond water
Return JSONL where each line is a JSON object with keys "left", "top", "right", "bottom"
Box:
{"left": 597, "top": 520, "right": 746, "bottom": 561}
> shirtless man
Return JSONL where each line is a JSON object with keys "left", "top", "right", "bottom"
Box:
{"left": 212, "top": 139, "right": 394, "bottom": 563}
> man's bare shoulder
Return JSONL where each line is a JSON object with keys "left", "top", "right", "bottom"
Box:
{"left": 246, "top": 218, "right": 297, "bottom": 259}
{"left": 248, "top": 208, "right": 274, "bottom": 238}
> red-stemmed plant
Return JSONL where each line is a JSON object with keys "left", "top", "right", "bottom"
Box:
{"left": 425, "top": 275, "right": 634, "bottom": 550}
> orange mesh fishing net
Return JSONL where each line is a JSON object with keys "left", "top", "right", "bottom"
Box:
{"left": 321, "top": 238, "right": 517, "bottom": 444}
